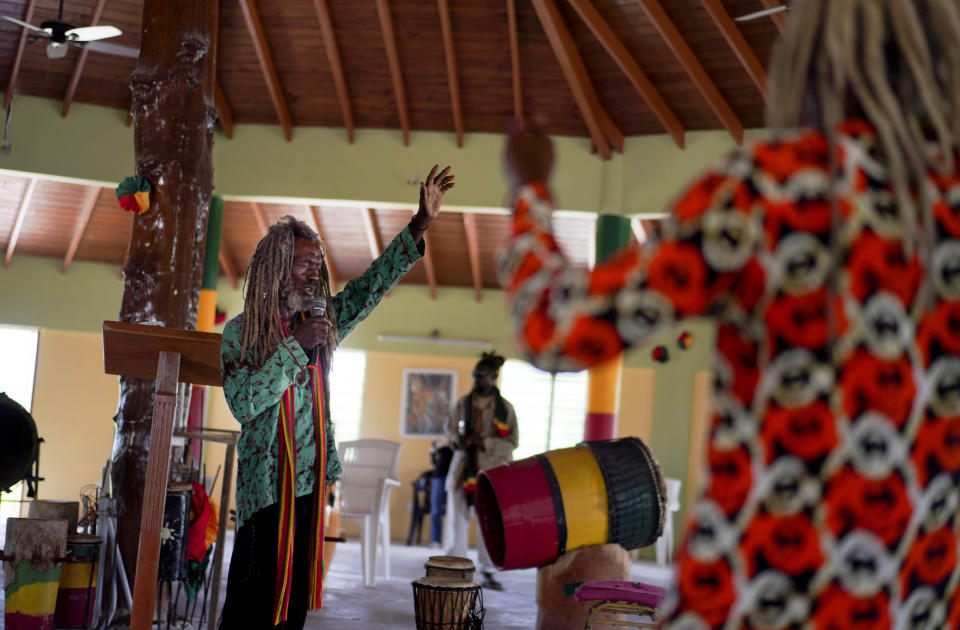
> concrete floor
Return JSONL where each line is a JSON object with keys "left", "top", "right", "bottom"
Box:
{"left": 0, "top": 528, "right": 675, "bottom": 629}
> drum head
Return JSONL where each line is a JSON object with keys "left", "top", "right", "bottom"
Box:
{"left": 425, "top": 556, "right": 475, "bottom": 571}
{"left": 413, "top": 576, "right": 477, "bottom": 590}
{"left": 67, "top": 534, "right": 102, "bottom": 544}
{"left": 0, "top": 393, "right": 38, "bottom": 492}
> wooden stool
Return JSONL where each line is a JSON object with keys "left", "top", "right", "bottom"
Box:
{"left": 574, "top": 580, "right": 665, "bottom": 630}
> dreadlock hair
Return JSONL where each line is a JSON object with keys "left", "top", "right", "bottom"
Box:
{"left": 768, "top": 0, "right": 960, "bottom": 261}
{"left": 239, "top": 215, "right": 337, "bottom": 368}
{"left": 475, "top": 351, "right": 506, "bottom": 373}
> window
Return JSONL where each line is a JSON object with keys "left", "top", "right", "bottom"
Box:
{"left": 329, "top": 349, "right": 366, "bottom": 443}
{"left": 499, "top": 359, "right": 588, "bottom": 460}
{"left": 0, "top": 325, "right": 39, "bottom": 542}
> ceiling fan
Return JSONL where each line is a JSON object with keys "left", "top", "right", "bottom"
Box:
{"left": 735, "top": 3, "right": 791, "bottom": 23}
{"left": 1, "top": 0, "right": 138, "bottom": 60}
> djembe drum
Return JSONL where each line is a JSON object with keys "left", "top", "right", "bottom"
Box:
{"left": 412, "top": 576, "right": 484, "bottom": 630}
{"left": 425, "top": 556, "right": 475, "bottom": 582}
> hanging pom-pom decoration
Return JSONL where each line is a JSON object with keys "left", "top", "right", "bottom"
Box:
{"left": 215, "top": 306, "right": 227, "bottom": 325}
{"left": 116, "top": 176, "right": 152, "bottom": 214}
{"left": 677, "top": 331, "right": 694, "bottom": 350}
{"left": 652, "top": 345, "right": 669, "bottom": 363}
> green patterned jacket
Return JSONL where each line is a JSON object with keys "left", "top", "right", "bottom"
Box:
{"left": 221, "top": 227, "right": 424, "bottom": 527}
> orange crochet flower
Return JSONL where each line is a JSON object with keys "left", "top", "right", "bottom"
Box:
{"left": 647, "top": 243, "right": 709, "bottom": 315}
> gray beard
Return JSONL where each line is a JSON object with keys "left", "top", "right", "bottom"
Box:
{"left": 284, "top": 291, "right": 308, "bottom": 314}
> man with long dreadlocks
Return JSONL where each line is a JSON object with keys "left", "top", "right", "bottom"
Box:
{"left": 443, "top": 351, "right": 518, "bottom": 591}
{"left": 218, "top": 165, "right": 454, "bottom": 629}
{"left": 499, "top": 0, "right": 960, "bottom": 627}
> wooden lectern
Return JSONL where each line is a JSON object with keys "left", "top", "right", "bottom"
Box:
{"left": 102, "top": 321, "right": 223, "bottom": 630}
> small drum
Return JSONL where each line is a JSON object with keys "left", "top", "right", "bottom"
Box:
{"left": 3, "top": 517, "right": 68, "bottom": 630}
{"left": 412, "top": 576, "right": 484, "bottom": 630}
{"left": 54, "top": 534, "right": 101, "bottom": 629}
{"left": 425, "top": 556, "right": 475, "bottom": 582}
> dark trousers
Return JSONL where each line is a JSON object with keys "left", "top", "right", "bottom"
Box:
{"left": 219, "top": 494, "right": 315, "bottom": 630}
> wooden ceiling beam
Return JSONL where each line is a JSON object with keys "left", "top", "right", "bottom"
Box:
{"left": 214, "top": 80, "right": 234, "bottom": 139}
{"left": 218, "top": 243, "right": 239, "bottom": 289}
{"left": 760, "top": 0, "right": 787, "bottom": 33}
{"left": 62, "top": 186, "right": 100, "bottom": 273}
{"left": 362, "top": 207, "right": 384, "bottom": 258}
{"left": 530, "top": 0, "right": 615, "bottom": 159}
{"left": 4, "top": 177, "right": 38, "bottom": 268}
{"left": 375, "top": 0, "right": 411, "bottom": 146}
{"left": 308, "top": 205, "right": 339, "bottom": 289}
{"left": 250, "top": 201, "right": 269, "bottom": 237}
{"left": 698, "top": 0, "right": 767, "bottom": 100}
{"left": 567, "top": 0, "right": 685, "bottom": 149}
{"left": 61, "top": 0, "right": 107, "bottom": 118}
{"left": 312, "top": 0, "right": 355, "bottom": 143}
{"left": 506, "top": 0, "right": 522, "bottom": 119}
{"left": 238, "top": 0, "right": 294, "bottom": 141}
{"left": 4, "top": 0, "right": 38, "bottom": 109}
{"left": 634, "top": 0, "right": 744, "bottom": 144}
{"left": 422, "top": 231, "right": 438, "bottom": 300}
{"left": 462, "top": 213, "right": 482, "bottom": 302}
{"left": 437, "top": 0, "right": 464, "bottom": 147}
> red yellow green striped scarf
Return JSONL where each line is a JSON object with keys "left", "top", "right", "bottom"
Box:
{"left": 274, "top": 317, "right": 327, "bottom": 624}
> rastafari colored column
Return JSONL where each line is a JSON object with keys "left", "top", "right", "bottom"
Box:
{"left": 584, "top": 215, "right": 632, "bottom": 441}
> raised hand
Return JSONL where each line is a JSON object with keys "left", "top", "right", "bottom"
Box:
{"left": 415, "top": 164, "right": 455, "bottom": 227}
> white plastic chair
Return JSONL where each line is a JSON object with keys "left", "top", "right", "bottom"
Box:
{"left": 655, "top": 477, "right": 682, "bottom": 565}
{"left": 337, "top": 439, "right": 403, "bottom": 586}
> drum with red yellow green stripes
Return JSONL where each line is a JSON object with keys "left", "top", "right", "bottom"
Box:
{"left": 3, "top": 518, "right": 68, "bottom": 630}
{"left": 53, "top": 535, "right": 101, "bottom": 629}
{"left": 476, "top": 437, "right": 665, "bottom": 570}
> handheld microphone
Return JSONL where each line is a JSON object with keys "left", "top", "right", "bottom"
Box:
{"left": 308, "top": 296, "right": 327, "bottom": 318}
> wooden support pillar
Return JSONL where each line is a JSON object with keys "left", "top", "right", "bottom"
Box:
{"left": 111, "top": 0, "right": 218, "bottom": 591}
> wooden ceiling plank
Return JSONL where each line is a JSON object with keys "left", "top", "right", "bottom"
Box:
{"left": 375, "top": 0, "right": 410, "bottom": 146}
{"left": 214, "top": 80, "right": 234, "bottom": 139}
{"left": 634, "top": 0, "right": 744, "bottom": 144}
{"left": 462, "top": 213, "right": 482, "bottom": 302}
{"left": 62, "top": 186, "right": 101, "bottom": 273}
{"left": 237, "top": 0, "right": 294, "bottom": 141}
{"left": 566, "top": 0, "right": 685, "bottom": 149}
{"left": 312, "top": 0, "right": 355, "bottom": 143}
{"left": 437, "top": 0, "right": 464, "bottom": 147}
{"left": 362, "top": 207, "right": 384, "bottom": 258}
{"left": 61, "top": 0, "right": 108, "bottom": 118}
{"left": 506, "top": 0, "right": 522, "bottom": 119}
{"left": 760, "top": 0, "right": 787, "bottom": 33}
{"left": 422, "top": 232, "right": 438, "bottom": 300}
{"left": 4, "top": 177, "right": 38, "bottom": 268}
{"left": 218, "top": 242, "right": 239, "bottom": 290}
{"left": 308, "top": 205, "right": 339, "bottom": 288}
{"left": 250, "top": 201, "right": 269, "bottom": 237}
{"left": 698, "top": 0, "right": 768, "bottom": 100}
{"left": 529, "top": 0, "right": 613, "bottom": 159}
{"left": 4, "top": 0, "right": 38, "bottom": 109}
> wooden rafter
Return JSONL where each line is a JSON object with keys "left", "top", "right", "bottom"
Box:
{"left": 462, "top": 213, "right": 482, "bottom": 302}
{"left": 422, "top": 231, "right": 438, "bottom": 300}
{"left": 437, "top": 0, "right": 464, "bottom": 147}
{"left": 312, "top": 0, "right": 355, "bottom": 143}
{"left": 530, "top": 0, "right": 618, "bottom": 159}
{"left": 760, "top": 0, "right": 787, "bottom": 33}
{"left": 375, "top": 0, "right": 410, "bottom": 146}
{"left": 218, "top": 244, "right": 239, "bottom": 289}
{"left": 698, "top": 0, "right": 767, "bottom": 100}
{"left": 238, "top": 0, "right": 294, "bottom": 141}
{"left": 4, "top": 0, "right": 37, "bottom": 109}
{"left": 567, "top": 0, "right": 685, "bottom": 149}
{"left": 62, "top": 186, "right": 100, "bottom": 273}
{"left": 4, "top": 177, "right": 38, "bottom": 268}
{"left": 506, "top": 0, "right": 522, "bottom": 118}
{"left": 61, "top": 0, "right": 108, "bottom": 118}
{"left": 250, "top": 201, "right": 269, "bottom": 236}
{"left": 214, "top": 80, "right": 234, "bottom": 139}
{"left": 362, "top": 207, "right": 384, "bottom": 258}
{"left": 308, "top": 205, "right": 339, "bottom": 288}
{"left": 634, "top": 0, "right": 744, "bottom": 144}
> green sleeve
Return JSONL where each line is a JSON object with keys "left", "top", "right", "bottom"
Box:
{"left": 331, "top": 225, "right": 425, "bottom": 342}
{"left": 220, "top": 316, "right": 309, "bottom": 424}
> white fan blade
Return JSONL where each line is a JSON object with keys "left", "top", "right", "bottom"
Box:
{"left": 0, "top": 15, "right": 47, "bottom": 34}
{"left": 81, "top": 40, "right": 139, "bottom": 58}
{"left": 66, "top": 24, "right": 121, "bottom": 41}
{"left": 735, "top": 5, "right": 789, "bottom": 22}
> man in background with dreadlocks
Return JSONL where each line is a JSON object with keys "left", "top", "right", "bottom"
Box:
{"left": 443, "top": 351, "right": 518, "bottom": 591}
{"left": 499, "top": 0, "right": 960, "bottom": 627}
{"left": 218, "top": 165, "right": 454, "bottom": 629}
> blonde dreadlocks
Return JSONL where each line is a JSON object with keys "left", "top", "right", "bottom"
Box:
{"left": 239, "top": 215, "right": 337, "bottom": 368}
{"left": 768, "top": 0, "right": 960, "bottom": 259}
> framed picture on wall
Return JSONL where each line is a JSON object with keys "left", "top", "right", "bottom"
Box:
{"left": 400, "top": 369, "right": 457, "bottom": 438}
